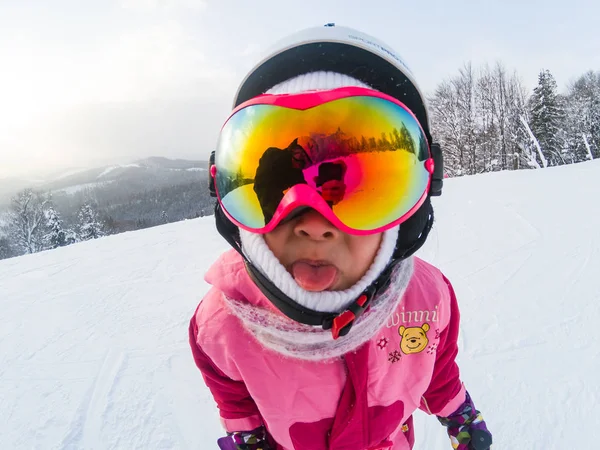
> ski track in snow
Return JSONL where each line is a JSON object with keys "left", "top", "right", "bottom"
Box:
{"left": 1, "top": 160, "right": 600, "bottom": 449}
{"left": 79, "top": 350, "right": 126, "bottom": 449}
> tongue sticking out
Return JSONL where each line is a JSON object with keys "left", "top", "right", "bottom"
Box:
{"left": 291, "top": 261, "right": 338, "bottom": 291}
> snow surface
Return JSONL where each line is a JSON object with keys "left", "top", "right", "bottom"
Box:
{"left": 1, "top": 160, "right": 600, "bottom": 449}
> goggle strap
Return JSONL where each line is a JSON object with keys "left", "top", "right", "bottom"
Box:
{"left": 208, "top": 151, "right": 217, "bottom": 198}
{"left": 215, "top": 203, "right": 243, "bottom": 252}
{"left": 429, "top": 143, "right": 444, "bottom": 197}
{"left": 393, "top": 207, "right": 434, "bottom": 261}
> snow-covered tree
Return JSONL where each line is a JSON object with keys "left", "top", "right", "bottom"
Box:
{"left": 65, "top": 229, "right": 79, "bottom": 245}
{"left": 77, "top": 202, "right": 105, "bottom": 241}
{"left": 103, "top": 215, "right": 117, "bottom": 235}
{"left": 484, "top": 63, "right": 530, "bottom": 171}
{"left": 528, "top": 69, "right": 567, "bottom": 166}
{"left": 564, "top": 71, "right": 600, "bottom": 162}
{"left": 44, "top": 206, "right": 68, "bottom": 249}
{"left": 0, "top": 235, "right": 16, "bottom": 260}
{"left": 161, "top": 210, "right": 169, "bottom": 224}
{"left": 430, "top": 62, "right": 529, "bottom": 175}
{"left": 519, "top": 114, "right": 546, "bottom": 168}
{"left": 7, "top": 189, "right": 50, "bottom": 254}
{"left": 429, "top": 63, "right": 477, "bottom": 176}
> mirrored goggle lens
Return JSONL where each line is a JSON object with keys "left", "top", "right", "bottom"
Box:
{"left": 215, "top": 91, "right": 431, "bottom": 232}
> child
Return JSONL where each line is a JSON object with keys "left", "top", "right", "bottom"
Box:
{"left": 189, "top": 24, "right": 492, "bottom": 450}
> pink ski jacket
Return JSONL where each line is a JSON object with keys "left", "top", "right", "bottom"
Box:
{"left": 189, "top": 250, "right": 467, "bottom": 450}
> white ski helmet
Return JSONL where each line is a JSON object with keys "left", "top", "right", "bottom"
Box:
{"left": 210, "top": 24, "right": 443, "bottom": 336}
{"left": 233, "top": 23, "right": 432, "bottom": 140}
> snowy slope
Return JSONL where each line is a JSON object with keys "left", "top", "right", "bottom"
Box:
{"left": 1, "top": 160, "right": 600, "bottom": 449}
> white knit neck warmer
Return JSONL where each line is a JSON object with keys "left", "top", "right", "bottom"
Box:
{"left": 239, "top": 226, "right": 399, "bottom": 313}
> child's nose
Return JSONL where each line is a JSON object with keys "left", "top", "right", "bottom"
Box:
{"left": 293, "top": 209, "right": 341, "bottom": 241}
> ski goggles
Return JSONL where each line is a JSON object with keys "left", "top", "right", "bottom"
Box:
{"left": 211, "top": 86, "right": 435, "bottom": 235}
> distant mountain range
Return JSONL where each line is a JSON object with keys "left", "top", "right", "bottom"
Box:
{"left": 0, "top": 157, "right": 210, "bottom": 207}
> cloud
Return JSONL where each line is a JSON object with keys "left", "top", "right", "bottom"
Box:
{"left": 240, "top": 43, "right": 261, "bottom": 58}
{"left": 0, "top": 15, "right": 237, "bottom": 178}
{"left": 82, "top": 21, "right": 236, "bottom": 104}
{"left": 0, "top": 19, "right": 235, "bottom": 122}
{"left": 1, "top": 94, "right": 229, "bottom": 178}
{"left": 120, "top": 0, "right": 207, "bottom": 12}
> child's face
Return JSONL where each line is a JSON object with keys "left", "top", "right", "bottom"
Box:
{"left": 264, "top": 209, "right": 382, "bottom": 292}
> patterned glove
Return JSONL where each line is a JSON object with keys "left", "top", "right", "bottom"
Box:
{"left": 217, "top": 426, "right": 272, "bottom": 450}
{"left": 437, "top": 391, "right": 492, "bottom": 450}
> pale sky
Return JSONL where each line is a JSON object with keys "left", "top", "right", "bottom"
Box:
{"left": 1, "top": 0, "right": 598, "bottom": 178}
